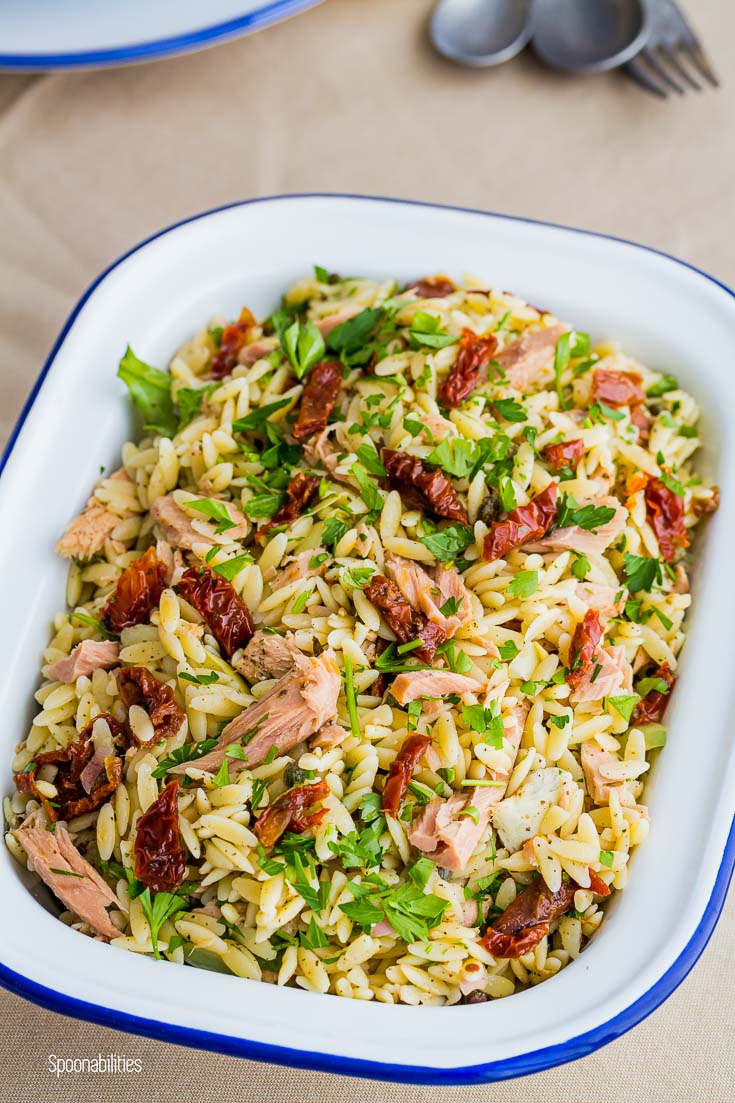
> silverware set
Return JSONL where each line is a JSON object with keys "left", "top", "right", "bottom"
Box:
{"left": 430, "top": 0, "right": 719, "bottom": 97}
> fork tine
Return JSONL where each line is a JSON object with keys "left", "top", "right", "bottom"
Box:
{"left": 659, "top": 45, "right": 701, "bottom": 90}
{"left": 625, "top": 58, "right": 668, "bottom": 99}
{"left": 683, "top": 43, "right": 720, "bottom": 88}
{"left": 641, "top": 48, "right": 685, "bottom": 95}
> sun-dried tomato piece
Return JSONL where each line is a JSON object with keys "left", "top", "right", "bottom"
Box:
{"left": 406, "top": 276, "right": 456, "bottom": 298}
{"left": 633, "top": 663, "right": 676, "bottom": 725}
{"left": 254, "top": 780, "right": 331, "bottom": 848}
{"left": 644, "top": 477, "right": 688, "bottom": 562}
{"left": 543, "top": 438, "right": 585, "bottom": 471}
{"left": 382, "top": 449, "right": 468, "bottom": 523}
{"left": 178, "top": 565, "right": 254, "bottom": 658}
{"left": 117, "top": 667, "right": 184, "bottom": 744}
{"left": 382, "top": 734, "right": 431, "bottom": 816}
{"left": 260, "top": 471, "right": 321, "bottom": 534}
{"left": 63, "top": 756, "right": 123, "bottom": 819}
{"left": 692, "top": 486, "right": 720, "bottom": 517}
{"left": 479, "top": 878, "right": 576, "bottom": 958}
{"left": 16, "top": 713, "right": 125, "bottom": 821}
{"left": 134, "top": 779, "right": 186, "bottom": 893}
{"left": 566, "top": 609, "right": 605, "bottom": 692}
{"left": 482, "top": 483, "right": 559, "bottom": 562}
{"left": 592, "top": 368, "right": 646, "bottom": 408}
{"left": 438, "top": 329, "right": 498, "bottom": 408}
{"left": 102, "top": 546, "right": 168, "bottom": 632}
{"left": 588, "top": 870, "right": 612, "bottom": 897}
{"left": 293, "top": 360, "right": 343, "bottom": 440}
{"left": 363, "top": 575, "right": 446, "bottom": 663}
{"left": 210, "top": 306, "right": 257, "bottom": 380}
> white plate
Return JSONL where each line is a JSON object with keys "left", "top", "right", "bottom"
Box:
{"left": 0, "top": 0, "right": 323, "bottom": 70}
{"left": 1, "top": 195, "right": 734, "bottom": 1084}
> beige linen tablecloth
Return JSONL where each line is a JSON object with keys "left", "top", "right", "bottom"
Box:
{"left": 0, "top": 2, "right": 733, "bottom": 1100}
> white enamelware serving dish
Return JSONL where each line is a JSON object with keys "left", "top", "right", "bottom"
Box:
{"left": 1, "top": 195, "right": 734, "bottom": 1084}
{"left": 0, "top": 0, "right": 323, "bottom": 70}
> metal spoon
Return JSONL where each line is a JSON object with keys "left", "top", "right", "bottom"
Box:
{"left": 531, "top": 0, "right": 653, "bottom": 74}
{"left": 430, "top": 0, "right": 534, "bottom": 68}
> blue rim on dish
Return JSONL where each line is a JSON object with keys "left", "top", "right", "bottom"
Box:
{"left": 0, "top": 0, "right": 322, "bottom": 70}
{"left": 1, "top": 193, "right": 733, "bottom": 1083}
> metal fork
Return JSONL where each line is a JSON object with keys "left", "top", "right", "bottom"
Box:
{"left": 626, "top": 0, "right": 719, "bottom": 97}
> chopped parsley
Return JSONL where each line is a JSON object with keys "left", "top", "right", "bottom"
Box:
{"left": 646, "top": 374, "right": 678, "bottom": 398}
{"left": 355, "top": 442, "right": 386, "bottom": 476}
{"left": 556, "top": 494, "right": 616, "bottom": 533}
{"left": 179, "top": 670, "right": 219, "bottom": 685}
{"left": 624, "top": 553, "right": 663, "bottom": 594}
{"left": 117, "top": 346, "right": 177, "bottom": 438}
{"left": 492, "top": 398, "right": 527, "bottom": 423}
{"left": 553, "top": 332, "right": 572, "bottom": 410}
{"left": 281, "top": 318, "right": 325, "bottom": 379}
{"left": 408, "top": 311, "right": 458, "bottom": 350}
{"left": 151, "top": 737, "right": 218, "bottom": 778}
{"left": 461, "top": 703, "right": 505, "bottom": 748}
{"left": 636, "top": 675, "right": 672, "bottom": 698}
{"left": 419, "top": 523, "right": 474, "bottom": 562}
{"left": 232, "top": 397, "right": 292, "bottom": 434}
{"left": 322, "top": 516, "right": 351, "bottom": 549}
{"left": 570, "top": 552, "right": 591, "bottom": 580}
{"left": 608, "top": 695, "right": 639, "bottom": 723}
{"left": 187, "top": 497, "right": 237, "bottom": 534}
{"left": 439, "top": 595, "right": 464, "bottom": 616}
{"left": 139, "top": 886, "right": 193, "bottom": 959}
{"left": 211, "top": 552, "right": 254, "bottom": 581}
{"left": 507, "top": 569, "right": 539, "bottom": 600}
{"left": 343, "top": 655, "right": 361, "bottom": 739}
{"left": 243, "top": 491, "right": 285, "bottom": 521}
{"left": 327, "top": 307, "right": 382, "bottom": 365}
{"left": 339, "top": 876, "right": 448, "bottom": 942}
{"left": 426, "top": 437, "right": 478, "bottom": 478}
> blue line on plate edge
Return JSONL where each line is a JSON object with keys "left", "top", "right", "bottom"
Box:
{"left": 1, "top": 192, "right": 734, "bottom": 1084}
{"left": 0, "top": 0, "right": 322, "bottom": 70}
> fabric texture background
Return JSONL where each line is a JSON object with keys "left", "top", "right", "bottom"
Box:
{"left": 0, "top": 1, "right": 733, "bottom": 1099}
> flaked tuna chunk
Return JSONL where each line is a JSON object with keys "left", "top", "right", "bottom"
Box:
{"left": 581, "top": 740, "right": 633, "bottom": 805}
{"left": 417, "top": 412, "right": 455, "bottom": 443}
{"left": 494, "top": 325, "right": 567, "bottom": 392}
{"left": 409, "top": 703, "right": 528, "bottom": 871}
{"left": 391, "top": 669, "right": 485, "bottom": 706}
{"left": 56, "top": 502, "right": 120, "bottom": 561}
{"left": 171, "top": 650, "right": 341, "bottom": 777}
{"left": 238, "top": 337, "right": 279, "bottom": 368}
{"left": 56, "top": 469, "right": 132, "bottom": 560}
{"left": 492, "top": 767, "right": 570, "bottom": 853}
{"left": 268, "top": 548, "right": 327, "bottom": 591}
{"left": 409, "top": 785, "right": 499, "bottom": 872}
{"left": 575, "top": 581, "right": 625, "bottom": 619}
{"left": 570, "top": 644, "right": 633, "bottom": 704}
{"left": 526, "top": 497, "right": 628, "bottom": 556}
{"left": 47, "top": 640, "right": 120, "bottom": 684}
{"left": 14, "top": 813, "right": 119, "bottom": 940}
{"left": 310, "top": 723, "right": 348, "bottom": 750}
{"left": 151, "top": 494, "right": 250, "bottom": 549}
{"left": 302, "top": 429, "right": 358, "bottom": 490}
{"left": 232, "top": 630, "right": 304, "bottom": 683}
{"left": 314, "top": 307, "right": 361, "bottom": 336}
{"left": 385, "top": 555, "right": 473, "bottom": 637}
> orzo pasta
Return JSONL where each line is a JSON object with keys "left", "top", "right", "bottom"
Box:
{"left": 5, "top": 268, "right": 718, "bottom": 1005}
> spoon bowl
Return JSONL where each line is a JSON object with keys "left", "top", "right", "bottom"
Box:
{"left": 531, "top": 0, "right": 652, "bottom": 73}
{"left": 430, "top": 0, "right": 534, "bottom": 68}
